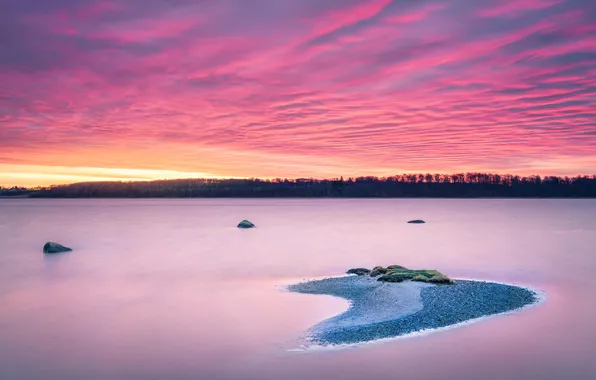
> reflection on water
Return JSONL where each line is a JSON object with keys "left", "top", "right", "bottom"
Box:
{"left": 0, "top": 199, "right": 595, "bottom": 380}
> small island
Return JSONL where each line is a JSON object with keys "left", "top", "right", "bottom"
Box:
{"left": 288, "top": 265, "right": 539, "bottom": 346}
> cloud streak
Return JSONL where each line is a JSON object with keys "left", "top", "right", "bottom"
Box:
{"left": 1, "top": 0, "right": 595, "bottom": 185}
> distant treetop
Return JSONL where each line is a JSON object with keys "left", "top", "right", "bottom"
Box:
{"left": 4, "top": 172, "right": 594, "bottom": 198}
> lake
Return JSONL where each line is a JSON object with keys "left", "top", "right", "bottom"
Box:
{"left": 1, "top": 199, "right": 595, "bottom": 380}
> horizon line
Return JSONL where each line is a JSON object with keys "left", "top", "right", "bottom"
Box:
{"left": 4, "top": 172, "right": 596, "bottom": 190}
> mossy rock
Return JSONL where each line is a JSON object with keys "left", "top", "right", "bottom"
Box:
{"left": 427, "top": 274, "right": 456, "bottom": 284}
{"left": 43, "top": 242, "right": 72, "bottom": 254}
{"left": 370, "top": 266, "right": 388, "bottom": 277}
{"left": 371, "top": 266, "right": 454, "bottom": 285}
{"left": 407, "top": 220, "right": 426, "bottom": 224}
{"left": 351, "top": 264, "right": 454, "bottom": 284}
{"left": 347, "top": 268, "right": 371, "bottom": 276}
{"left": 237, "top": 220, "right": 255, "bottom": 228}
{"left": 377, "top": 274, "right": 405, "bottom": 282}
{"left": 377, "top": 273, "right": 409, "bottom": 282}
{"left": 387, "top": 265, "right": 408, "bottom": 270}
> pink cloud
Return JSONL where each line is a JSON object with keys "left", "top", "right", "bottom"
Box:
{"left": 0, "top": 0, "right": 595, "bottom": 186}
{"left": 478, "top": 0, "right": 563, "bottom": 17}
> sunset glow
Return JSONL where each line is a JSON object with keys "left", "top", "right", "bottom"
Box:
{"left": 1, "top": 0, "right": 595, "bottom": 187}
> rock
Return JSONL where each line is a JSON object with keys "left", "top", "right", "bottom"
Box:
{"left": 237, "top": 220, "right": 255, "bottom": 228}
{"left": 407, "top": 220, "right": 426, "bottom": 224}
{"left": 427, "top": 274, "right": 456, "bottom": 284}
{"left": 372, "top": 266, "right": 455, "bottom": 285}
{"left": 387, "top": 265, "right": 408, "bottom": 270}
{"left": 43, "top": 242, "right": 72, "bottom": 254}
{"left": 377, "top": 274, "right": 405, "bottom": 283}
{"left": 370, "top": 266, "right": 388, "bottom": 277}
{"left": 347, "top": 268, "right": 371, "bottom": 276}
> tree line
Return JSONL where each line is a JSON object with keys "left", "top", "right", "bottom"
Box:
{"left": 0, "top": 186, "right": 36, "bottom": 197}
{"left": 3, "top": 173, "right": 595, "bottom": 198}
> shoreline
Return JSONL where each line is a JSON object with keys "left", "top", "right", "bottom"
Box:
{"left": 2, "top": 196, "right": 595, "bottom": 199}
{"left": 286, "top": 276, "right": 544, "bottom": 351}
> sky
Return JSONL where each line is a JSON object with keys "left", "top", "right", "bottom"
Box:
{"left": 1, "top": 0, "right": 595, "bottom": 187}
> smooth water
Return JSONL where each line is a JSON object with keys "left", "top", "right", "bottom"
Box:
{"left": 0, "top": 199, "right": 595, "bottom": 380}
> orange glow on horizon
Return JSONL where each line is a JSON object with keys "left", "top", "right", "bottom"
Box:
{"left": 0, "top": 164, "right": 223, "bottom": 188}
{"left": 2, "top": 162, "right": 594, "bottom": 188}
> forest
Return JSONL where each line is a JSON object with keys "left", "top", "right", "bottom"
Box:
{"left": 3, "top": 173, "right": 596, "bottom": 198}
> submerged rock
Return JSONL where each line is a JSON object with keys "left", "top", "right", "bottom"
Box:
{"left": 407, "top": 220, "right": 426, "bottom": 224}
{"left": 347, "top": 268, "right": 371, "bottom": 276}
{"left": 43, "top": 242, "right": 72, "bottom": 254}
{"left": 237, "top": 220, "right": 255, "bottom": 228}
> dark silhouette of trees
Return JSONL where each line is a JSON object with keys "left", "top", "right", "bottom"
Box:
{"left": 8, "top": 172, "right": 595, "bottom": 198}
{"left": 0, "top": 186, "right": 35, "bottom": 197}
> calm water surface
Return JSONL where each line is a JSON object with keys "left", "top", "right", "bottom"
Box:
{"left": 1, "top": 199, "right": 595, "bottom": 380}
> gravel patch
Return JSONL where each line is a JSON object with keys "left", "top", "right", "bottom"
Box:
{"left": 289, "top": 276, "right": 538, "bottom": 345}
